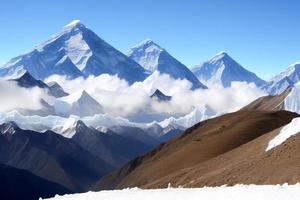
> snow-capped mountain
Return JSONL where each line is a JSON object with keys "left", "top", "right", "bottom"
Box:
{"left": 261, "top": 62, "right": 300, "bottom": 95}
{"left": 150, "top": 89, "right": 172, "bottom": 101}
{"left": 127, "top": 39, "right": 207, "bottom": 89}
{"left": 54, "top": 90, "right": 103, "bottom": 117}
{"left": 0, "top": 20, "right": 149, "bottom": 84}
{"left": 192, "top": 52, "right": 266, "bottom": 87}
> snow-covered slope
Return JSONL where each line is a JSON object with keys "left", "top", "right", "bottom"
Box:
{"left": 127, "top": 39, "right": 207, "bottom": 89}
{"left": 262, "top": 62, "right": 300, "bottom": 95}
{"left": 192, "top": 52, "right": 265, "bottom": 87}
{"left": 44, "top": 185, "right": 300, "bottom": 200}
{"left": 0, "top": 20, "right": 149, "bottom": 84}
{"left": 54, "top": 90, "right": 104, "bottom": 117}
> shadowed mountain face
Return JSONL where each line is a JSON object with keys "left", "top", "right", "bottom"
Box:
{"left": 93, "top": 110, "right": 298, "bottom": 190}
{"left": 150, "top": 89, "right": 172, "bottom": 102}
{"left": 71, "top": 121, "right": 157, "bottom": 169}
{"left": 0, "top": 163, "right": 71, "bottom": 200}
{"left": 0, "top": 122, "right": 112, "bottom": 192}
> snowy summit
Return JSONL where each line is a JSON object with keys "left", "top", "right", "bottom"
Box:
{"left": 192, "top": 52, "right": 266, "bottom": 87}
{"left": 127, "top": 39, "right": 207, "bottom": 89}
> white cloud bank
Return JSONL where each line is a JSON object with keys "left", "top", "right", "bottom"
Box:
{"left": 45, "top": 72, "right": 266, "bottom": 119}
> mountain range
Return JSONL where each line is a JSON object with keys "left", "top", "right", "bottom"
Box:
{"left": 3, "top": 19, "right": 300, "bottom": 199}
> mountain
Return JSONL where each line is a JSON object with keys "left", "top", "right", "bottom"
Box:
{"left": 0, "top": 20, "right": 149, "bottom": 83}
{"left": 127, "top": 39, "right": 207, "bottom": 89}
{"left": 54, "top": 90, "right": 103, "bottom": 117}
{"left": 261, "top": 62, "right": 300, "bottom": 95}
{"left": 0, "top": 122, "right": 111, "bottom": 192}
{"left": 150, "top": 89, "right": 172, "bottom": 101}
{"left": 192, "top": 52, "right": 266, "bottom": 87}
{"left": 47, "top": 81, "right": 69, "bottom": 97}
{"left": 93, "top": 109, "right": 298, "bottom": 190}
{"left": 71, "top": 120, "right": 155, "bottom": 169}
{"left": 0, "top": 163, "right": 71, "bottom": 200}
{"left": 11, "top": 71, "right": 68, "bottom": 97}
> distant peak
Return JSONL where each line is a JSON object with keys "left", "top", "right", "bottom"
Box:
{"left": 64, "top": 20, "right": 81, "bottom": 27}
{"left": 0, "top": 121, "right": 19, "bottom": 135}
{"left": 152, "top": 89, "right": 164, "bottom": 95}
{"left": 208, "top": 51, "right": 232, "bottom": 62}
{"left": 136, "top": 39, "right": 162, "bottom": 50}
{"left": 216, "top": 51, "right": 227, "bottom": 56}
{"left": 63, "top": 20, "right": 85, "bottom": 30}
{"left": 289, "top": 61, "right": 300, "bottom": 67}
{"left": 75, "top": 120, "right": 88, "bottom": 130}
{"left": 81, "top": 90, "right": 89, "bottom": 96}
{"left": 16, "top": 71, "right": 35, "bottom": 80}
{"left": 142, "top": 38, "right": 154, "bottom": 44}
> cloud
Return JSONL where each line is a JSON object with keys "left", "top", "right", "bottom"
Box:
{"left": 0, "top": 79, "right": 48, "bottom": 112}
{"left": 45, "top": 73, "right": 266, "bottom": 121}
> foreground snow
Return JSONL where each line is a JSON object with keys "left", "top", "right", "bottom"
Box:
{"left": 44, "top": 185, "right": 300, "bottom": 200}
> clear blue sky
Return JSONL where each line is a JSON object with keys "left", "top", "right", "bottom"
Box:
{"left": 0, "top": 0, "right": 300, "bottom": 80}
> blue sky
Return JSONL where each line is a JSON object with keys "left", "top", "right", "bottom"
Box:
{"left": 0, "top": 0, "right": 300, "bottom": 80}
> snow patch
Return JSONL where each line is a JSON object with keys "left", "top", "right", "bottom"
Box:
{"left": 266, "top": 117, "right": 300, "bottom": 151}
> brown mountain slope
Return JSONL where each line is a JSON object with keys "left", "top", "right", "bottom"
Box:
{"left": 242, "top": 87, "right": 291, "bottom": 111}
{"left": 93, "top": 110, "right": 298, "bottom": 190}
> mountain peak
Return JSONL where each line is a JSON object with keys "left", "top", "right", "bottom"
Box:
{"left": 18, "top": 71, "right": 34, "bottom": 80}
{"left": 63, "top": 20, "right": 85, "bottom": 30}
{"left": 210, "top": 51, "right": 231, "bottom": 62}
{"left": 134, "top": 39, "right": 163, "bottom": 51}
{"left": 150, "top": 89, "right": 172, "bottom": 101}
{"left": 0, "top": 122, "right": 20, "bottom": 135}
